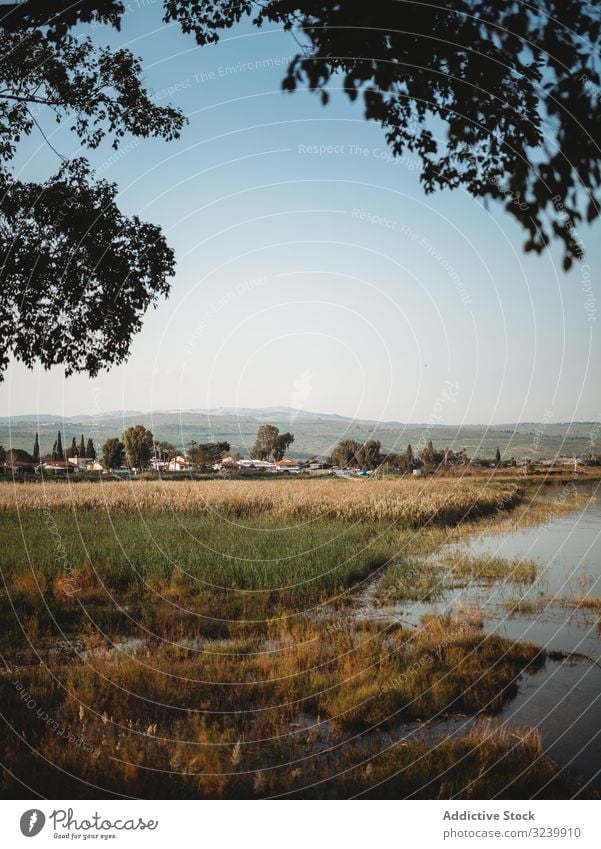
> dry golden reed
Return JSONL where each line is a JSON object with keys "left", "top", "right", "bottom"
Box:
{"left": 0, "top": 478, "right": 517, "bottom": 525}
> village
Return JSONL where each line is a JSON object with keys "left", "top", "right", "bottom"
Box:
{"left": 1, "top": 421, "right": 598, "bottom": 480}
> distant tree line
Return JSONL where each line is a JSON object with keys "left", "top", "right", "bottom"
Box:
{"left": 0, "top": 430, "right": 97, "bottom": 465}
{"left": 328, "top": 439, "right": 505, "bottom": 471}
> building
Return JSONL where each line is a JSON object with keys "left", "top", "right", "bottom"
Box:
{"left": 38, "top": 461, "right": 78, "bottom": 475}
{"left": 276, "top": 458, "right": 301, "bottom": 473}
{"left": 167, "top": 455, "right": 193, "bottom": 471}
{"left": 2, "top": 460, "right": 37, "bottom": 477}
{"left": 86, "top": 460, "right": 106, "bottom": 472}
{"left": 150, "top": 458, "right": 169, "bottom": 472}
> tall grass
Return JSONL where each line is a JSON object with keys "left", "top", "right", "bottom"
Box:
{"left": 0, "top": 612, "right": 579, "bottom": 800}
{"left": 1, "top": 479, "right": 584, "bottom": 800}
{"left": 0, "top": 478, "right": 519, "bottom": 524}
{"left": 445, "top": 552, "right": 538, "bottom": 584}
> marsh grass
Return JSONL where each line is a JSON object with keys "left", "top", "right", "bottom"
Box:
{"left": 0, "top": 611, "right": 564, "bottom": 799}
{"left": 504, "top": 598, "right": 544, "bottom": 616}
{"left": 445, "top": 553, "right": 538, "bottom": 585}
{"left": 0, "top": 479, "right": 588, "bottom": 799}
{"left": 0, "top": 513, "right": 394, "bottom": 645}
{"left": 374, "top": 552, "right": 537, "bottom": 606}
{"left": 0, "top": 490, "right": 529, "bottom": 655}
{"left": 375, "top": 559, "right": 445, "bottom": 602}
{"left": 502, "top": 594, "right": 601, "bottom": 618}
{"left": 560, "top": 595, "right": 601, "bottom": 610}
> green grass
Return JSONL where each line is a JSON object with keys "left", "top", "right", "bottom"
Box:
{"left": 1, "top": 511, "right": 399, "bottom": 593}
{"left": 374, "top": 551, "right": 538, "bottom": 605}
{"left": 1, "top": 511, "right": 450, "bottom": 652}
{"left": 375, "top": 558, "right": 445, "bottom": 602}
{"left": 445, "top": 552, "right": 538, "bottom": 585}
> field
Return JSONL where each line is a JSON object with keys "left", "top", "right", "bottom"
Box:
{"left": 0, "top": 477, "right": 593, "bottom": 799}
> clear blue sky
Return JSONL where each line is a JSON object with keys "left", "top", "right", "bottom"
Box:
{"left": 3, "top": 6, "right": 600, "bottom": 425}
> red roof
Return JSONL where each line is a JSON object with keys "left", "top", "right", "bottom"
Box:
{"left": 4, "top": 461, "right": 36, "bottom": 468}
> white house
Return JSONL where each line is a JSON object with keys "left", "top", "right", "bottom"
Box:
{"left": 86, "top": 460, "right": 105, "bottom": 472}
{"left": 167, "top": 455, "right": 193, "bottom": 471}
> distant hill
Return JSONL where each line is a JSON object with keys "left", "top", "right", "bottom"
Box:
{"left": 0, "top": 407, "right": 596, "bottom": 460}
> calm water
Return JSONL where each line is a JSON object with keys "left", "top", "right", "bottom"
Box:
{"left": 394, "top": 481, "right": 601, "bottom": 791}
{"left": 458, "top": 482, "right": 601, "bottom": 653}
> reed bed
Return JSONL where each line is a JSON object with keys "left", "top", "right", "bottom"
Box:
{"left": 446, "top": 552, "right": 538, "bottom": 584}
{"left": 0, "top": 478, "right": 519, "bottom": 525}
{"left": 0, "top": 612, "right": 588, "bottom": 799}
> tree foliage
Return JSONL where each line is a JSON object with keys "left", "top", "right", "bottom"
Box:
{"left": 53, "top": 431, "right": 64, "bottom": 461}
{"left": 122, "top": 425, "right": 154, "bottom": 469}
{"left": 154, "top": 440, "right": 177, "bottom": 461}
{"left": 187, "top": 440, "right": 231, "bottom": 465}
{"left": 356, "top": 440, "right": 382, "bottom": 470}
{"left": 0, "top": 160, "right": 177, "bottom": 379}
{"left": 2, "top": 0, "right": 598, "bottom": 384}
{"left": 166, "top": 0, "right": 601, "bottom": 268}
{"left": 331, "top": 439, "right": 383, "bottom": 470}
{"left": 0, "top": 2, "right": 184, "bottom": 379}
{"left": 419, "top": 440, "right": 445, "bottom": 467}
{"left": 6, "top": 447, "right": 34, "bottom": 464}
{"left": 102, "top": 436, "right": 125, "bottom": 470}
{"left": 330, "top": 439, "right": 361, "bottom": 468}
{"left": 251, "top": 425, "right": 294, "bottom": 461}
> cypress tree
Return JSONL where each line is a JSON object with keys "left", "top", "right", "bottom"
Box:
{"left": 56, "top": 431, "right": 64, "bottom": 460}
{"left": 79, "top": 434, "right": 86, "bottom": 458}
{"left": 86, "top": 438, "right": 96, "bottom": 461}
{"left": 32, "top": 433, "right": 40, "bottom": 464}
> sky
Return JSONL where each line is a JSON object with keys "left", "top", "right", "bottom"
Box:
{"left": 3, "top": 4, "right": 600, "bottom": 425}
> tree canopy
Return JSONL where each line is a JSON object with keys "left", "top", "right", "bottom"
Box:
{"left": 102, "top": 436, "right": 125, "bottom": 470}
{"left": 251, "top": 425, "right": 294, "bottom": 461}
{"left": 122, "top": 425, "right": 154, "bottom": 469}
{"left": 0, "top": 1, "right": 184, "bottom": 379}
{"left": 1, "top": 1, "right": 599, "bottom": 381}
{"left": 330, "top": 438, "right": 384, "bottom": 470}
{"left": 187, "top": 440, "right": 231, "bottom": 465}
{"left": 165, "top": 0, "right": 601, "bottom": 268}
